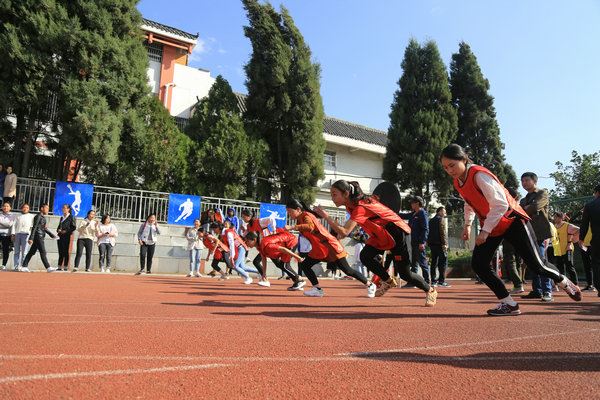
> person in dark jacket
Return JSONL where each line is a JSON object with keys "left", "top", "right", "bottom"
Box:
{"left": 400, "top": 196, "right": 430, "bottom": 286}
{"left": 21, "top": 203, "right": 58, "bottom": 272}
{"left": 56, "top": 204, "right": 76, "bottom": 271}
{"left": 579, "top": 184, "right": 600, "bottom": 297}
{"left": 428, "top": 206, "right": 450, "bottom": 287}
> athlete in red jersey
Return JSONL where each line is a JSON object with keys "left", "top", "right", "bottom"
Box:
{"left": 315, "top": 181, "right": 437, "bottom": 307}
{"left": 440, "top": 143, "right": 580, "bottom": 316}
{"left": 241, "top": 209, "right": 276, "bottom": 287}
{"left": 203, "top": 230, "right": 230, "bottom": 280}
{"left": 285, "top": 199, "right": 375, "bottom": 298}
{"left": 210, "top": 221, "right": 260, "bottom": 284}
{"left": 245, "top": 229, "right": 306, "bottom": 291}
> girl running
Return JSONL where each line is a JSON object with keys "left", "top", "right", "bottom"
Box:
{"left": 244, "top": 229, "right": 306, "bottom": 291}
{"left": 240, "top": 209, "right": 276, "bottom": 287}
{"left": 211, "top": 221, "right": 260, "bottom": 284}
{"left": 439, "top": 143, "right": 581, "bottom": 316}
{"left": 203, "top": 229, "right": 229, "bottom": 280}
{"left": 314, "top": 181, "right": 437, "bottom": 306}
{"left": 285, "top": 199, "right": 376, "bottom": 297}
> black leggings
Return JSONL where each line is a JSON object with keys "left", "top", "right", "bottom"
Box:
{"left": 75, "top": 238, "right": 93, "bottom": 270}
{"left": 1, "top": 235, "right": 11, "bottom": 266}
{"left": 299, "top": 256, "right": 368, "bottom": 286}
{"left": 360, "top": 223, "right": 430, "bottom": 292}
{"left": 472, "top": 218, "right": 562, "bottom": 300}
{"left": 272, "top": 259, "right": 300, "bottom": 282}
{"left": 57, "top": 235, "right": 71, "bottom": 267}
{"left": 252, "top": 253, "right": 265, "bottom": 277}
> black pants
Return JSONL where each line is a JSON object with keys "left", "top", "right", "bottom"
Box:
{"left": 272, "top": 259, "right": 300, "bottom": 282}
{"left": 297, "top": 252, "right": 309, "bottom": 276}
{"left": 502, "top": 240, "right": 522, "bottom": 287}
{"left": 360, "top": 223, "right": 430, "bottom": 292}
{"left": 590, "top": 242, "right": 600, "bottom": 292}
{"left": 299, "top": 256, "right": 367, "bottom": 286}
{"left": 1, "top": 235, "right": 11, "bottom": 266}
{"left": 555, "top": 251, "right": 578, "bottom": 285}
{"left": 581, "top": 247, "right": 594, "bottom": 287}
{"left": 471, "top": 218, "right": 561, "bottom": 300}
{"left": 140, "top": 244, "right": 155, "bottom": 272}
{"left": 22, "top": 236, "right": 50, "bottom": 269}
{"left": 74, "top": 238, "right": 93, "bottom": 270}
{"left": 57, "top": 235, "right": 71, "bottom": 267}
{"left": 252, "top": 253, "right": 265, "bottom": 277}
{"left": 429, "top": 244, "right": 448, "bottom": 284}
{"left": 211, "top": 257, "right": 224, "bottom": 272}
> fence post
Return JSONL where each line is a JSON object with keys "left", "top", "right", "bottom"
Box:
{"left": 138, "top": 190, "right": 144, "bottom": 222}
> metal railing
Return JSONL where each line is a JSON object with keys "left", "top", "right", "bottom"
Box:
{"left": 14, "top": 177, "right": 348, "bottom": 227}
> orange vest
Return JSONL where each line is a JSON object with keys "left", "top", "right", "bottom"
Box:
{"left": 347, "top": 198, "right": 411, "bottom": 250}
{"left": 454, "top": 165, "right": 529, "bottom": 237}
{"left": 203, "top": 236, "right": 224, "bottom": 260}
{"left": 259, "top": 230, "right": 298, "bottom": 262}
{"left": 297, "top": 211, "right": 346, "bottom": 262}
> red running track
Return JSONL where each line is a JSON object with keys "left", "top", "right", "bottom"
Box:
{"left": 0, "top": 272, "right": 599, "bottom": 399}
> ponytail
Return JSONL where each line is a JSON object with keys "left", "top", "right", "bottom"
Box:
{"left": 286, "top": 198, "right": 320, "bottom": 217}
{"left": 331, "top": 180, "right": 367, "bottom": 204}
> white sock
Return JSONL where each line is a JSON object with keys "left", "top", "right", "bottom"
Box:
{"left": 500, "top": 296, "right": 517, "bottom": 307}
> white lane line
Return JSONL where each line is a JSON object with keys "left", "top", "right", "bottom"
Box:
{"left": 0, "top": 363, "right": 229, "bottom": 384}
{"left": 339, "top": 328, "right": 600, "bottom": 356}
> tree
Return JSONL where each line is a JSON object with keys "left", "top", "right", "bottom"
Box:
{"left": 242, "top": 0, "right": 324, "bottom": 203}
{"left": 449, "top": 42, "right": 515, "bottom": 186}
{"left": 186, "top": 75, "right": 253, "bottom": 198}
{"left": 383, "top": 39, "right": 458, "bottom": 198}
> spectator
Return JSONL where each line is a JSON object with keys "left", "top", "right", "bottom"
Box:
{"left": 0, "top": 201, "right": 16, "bottom": 270}
{"left": 224, "top": 208, "right": 240, "bottom": 233}
{"left": 56, "top": 204, "right": 76, "bottom": 271}
{"left": 579, "top": 184, "right": 600, "bottom": 297}
{"left": 12, "top": 203, "right": 34, "bottom": 272}
{"left": 97, "top": 214, "right": 118, "bottom": 273}
{"left": 186, "top": 219, "right": 204, "bottom": 277}
{"left": 136, "top": 213, "right": 160, "bottom": 275}
{"left": 520, "top": 172, "right": 555, "bottom": 302}
{"left": 503, "top": 188, "right": 523, "bottom": 293}
{"left": 428, "top": 206, "right": 450, "bottom": 287}
{"left": 0, "top": 164, "right": 5, "bottom": 203}
{"left": 580, "top": 228, "right": 595, "bottom": 292}
{"left": 73, "top": 210, "right": 97, "bottom": 272}
{"left": 351, "top": 228, "right": 368, "bottom": 277}
{"left": 21, "top": 203, "right": 57, "bottom": 272}
{"left": 552, "top": 212, "right": 580, "bottom": 285}
{"left": 3, "top": 165, "right": 17, "bottom": 206}
{"left": 400, "top": 196, "right": 430, "bottom": 286}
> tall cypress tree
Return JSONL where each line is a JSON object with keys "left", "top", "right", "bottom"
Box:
{"left": 450, "top": 41, "right": 515, "bottom": 186}
{"left": 242, "top": 0, "right": 324, "bottom": 203}
{"left": 383, "top": 39, "right": 457, "bottom": 197}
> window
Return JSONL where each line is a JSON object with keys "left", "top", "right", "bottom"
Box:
{"left": 145, "top": 41, "right": 163, "bottom": 63}
{"left": 324, "top": 151, "right": 336, "bottom": 169}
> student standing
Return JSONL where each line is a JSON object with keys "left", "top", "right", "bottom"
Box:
{"left": 579, "top": 185, "right": 600, "bottom": 297}
{"left": 428, "top": 206, "right": 450, "bottom": 287}
{"left": 12, "top": 203, "right": 34, "bottom": 271}
{"left": 185, "top": 220, "right": 204, "bottom": 277}
{"left": 73, "top": 210, "right": 97, "bottom": 272}
{"left": 3, "top": 165, "right": 17, "bottom": 205}
{"left": 97, "top": 214, "right": 118, "bottom": 273}
{"left": 552, "top": 212, "right": 580, "bottom": 286}
{"left": 399, "top": 196, "right": 430, "bottom": 286}
{"left": 56, "top": 204, "right": 76, "bottom": 271}
{"left": 21, "top": 203, "right": 57, "bottom": 272}
{"left": 136, "top": 214, "right": 160, "bottom": 275}
{"left": 0, "top": 202, "right": 15, "bottom": 270}
{"left": 440, "top": 144, "right": 580, "bottom": 316}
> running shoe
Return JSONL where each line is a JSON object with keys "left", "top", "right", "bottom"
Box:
{"left": 303, "top": 287, "right": 324, "bottom": 297}
{"left": 194, "top": 272, "right": 202, "bottom": 278}
{"left": 560, "top": 278, "right": 582, "bottom": 301}
{"left": 219, "top": 274, "right": 229, "bottom": 280}
{"left": 425, "top": 288, "right": 438, "bottom": 307}
{"left": 244, "top": 277, "right": 253, "bottom": 285}
{"left": 521, "top": 291, "right": 541, "bottom": 299}
{"left": 509, "top": 286, "right": 525, "bottom": 294}
{"left": 106, "top": 269, "right": 111, "bottom": 273}
{"left": 257, "top": 280, "right": 271, "bottom": 287}
{"left": 135, "top": 270, "right": 143, "bottom": 275}
{"left": 367, "top": 282, "right": 377, "bottom": 298}
{"left": 583, "top": 285, "right": 597, "bottom": 292}
{"left": 375, "top": 277, "right": 398, "bottom": 297}
{"left": 0, "top": 265, "right": 5, "bottom": 271}
{"left": 288, "top": 280, "right": 306, "bottom": 291}
{"left": 101, "top": 268, "right": 106, "bottom": 273}
{"left": 186, "top": 272, "right": 193, "bottom": 277}
{"left": 541, "top": 292, "right": 554, "bottom": 302}
{"left": 438, "top": 282, "right": 452, "bottom": 288}
{"left": 47, "top": 267, "right": 58, "bottom": 273}
{"left": 487, "top": 303, "right": 521, "bottom": 316}
{"left": 20, "top": 267, "right": 31, "bottom": 273}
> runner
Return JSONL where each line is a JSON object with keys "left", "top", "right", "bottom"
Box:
{"left": 314, "top": 181, "right": 437, "bottom": 306}
{"left": 439, "top": 143, "right": 581, "bottom": 316}
{"left": 244, "top": 229, "right": 306, "bottom": 291}
{"left": 285, "top": 199, "right": 376, "bottom": 298}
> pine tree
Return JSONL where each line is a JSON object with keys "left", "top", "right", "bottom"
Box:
{"left": 449, "top": 42, "right": 515, "bottom": 185}
{"left": 383, "top": 39, "right": 457, "bottom": 197}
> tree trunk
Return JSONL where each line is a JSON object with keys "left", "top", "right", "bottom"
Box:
{"left": 20, "top": 117, "right": 37, "bottom": 178}
{"left": 12, "top": 111, "right": 25, "bottom": 175}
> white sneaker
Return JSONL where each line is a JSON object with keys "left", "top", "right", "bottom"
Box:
{"left": 20, "top": 267, "right": 31, "bottom": 273}
{"left": 187, "top": 272, "right": 193, "bottom": 277}
{"left": 101, "top": 268, "right": 105, "bottom": 273}
{"left": 1, "top": 265, "right": 6, "bottom": 271}
{"left": 244, "top": 277, "right": 253, "bottom": 285}
{"left": 194, "top": 272, "right": 201, "bottom": 277}
{"left": 219, "top": 274, "right": 229, "bottom": 280}
{"left": 367, "top": 282, "right": 377, "bottom": 298}
{"left": 257, "top": 280, "right": 271, "bottom": 287}
{"left": 303, "top": 287, "right": 324, "bottom": 297}
{"left": 106, "top": 269, "right": 110, "bottom": 273}
{"left": 47, "top": 267, "right": 58, "bottom": 273}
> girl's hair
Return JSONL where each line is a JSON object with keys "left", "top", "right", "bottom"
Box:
{"left": 62, "top": 204, "right": 71, "bottom": 211}
{"left": 440, "top": 143, "right": 471, "bottom": 163}
{"left": 21, "top": 203, "right": 29, "bottom": 209}
{"left": 145, "top": 213, "right": 156, "bottom": 222}
{"left": 245, "top": 232, "right": 258, "bottom": 241}
{"left": 241, "top": 209, "right": 254, "bottom": 218}
{"left": 554, "top": 211, "right": 569, "bottom": 221}
{"left": 285, "top": 198, "right": 320, "bottom": 217}
{"left": 198, "top": 227, "right": 205, "bottom": 233}
{"left": 101, "top": 214, "right": 110, "bottom": 224}
{"left": 331, "top": 180, "right": 368, "bottom": 204}
{"left": 193, "top": 219, "right": 200, "bottom": 224}
{"left": 86, "top": 209, "right": 95, "bottom": 218}
{"left": 209, "top": 222, "right": 223, "bottom": 231}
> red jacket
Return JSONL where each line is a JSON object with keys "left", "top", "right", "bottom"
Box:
{"left": 259, "top": 230, "right": 298, "bottom": 263}
{"left": 295, "top": 212, "right": 346, "bottom": 262}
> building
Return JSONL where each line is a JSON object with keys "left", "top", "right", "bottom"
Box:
{"left": 141, "top": 18, "right": 388, "bottom": 206}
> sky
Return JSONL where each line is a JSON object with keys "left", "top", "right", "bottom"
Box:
{"left": 138, "top": 0, "right": 600, "bottom": 191}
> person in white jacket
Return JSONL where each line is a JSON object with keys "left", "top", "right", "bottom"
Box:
{"left": 11, "top": 203, "right": 35, "bottom": 271}
{"left": 0, "top": 201, "right": 15, "bottom": 270}
{"left": 96, "top": 214, "right": 118, "bottom": 273}
{"left": 185, "top": 219, "right": 205, "bottom": 277}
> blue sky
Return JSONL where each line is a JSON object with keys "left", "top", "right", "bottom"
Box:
{"left": 138, "top": 0, "right": 600, "bottom": 191}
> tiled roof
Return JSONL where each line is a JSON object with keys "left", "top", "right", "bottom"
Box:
{"left": 234, "top": 92, "right": 388, "bottom": 147}
{"left": 142, "top": 18, "right": 198, "bottom": 40}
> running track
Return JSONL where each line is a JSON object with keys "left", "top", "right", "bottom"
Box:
{"left": 0, "top": 272, "right": 599, "bottom": 399}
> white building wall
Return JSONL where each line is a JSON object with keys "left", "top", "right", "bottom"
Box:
{"left": 147, "top": 60, "right": 161, "bottom": 95}
{"left": 170, "top": 64, "right": 215, "bottom": 118}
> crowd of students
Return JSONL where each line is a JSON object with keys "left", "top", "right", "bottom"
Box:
{"left": 1, "top": 144, "right": 599, "bottom": 317}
